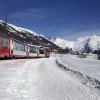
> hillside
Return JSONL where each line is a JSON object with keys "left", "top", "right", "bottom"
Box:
{"left": 0, "top": 20, "right": 60, "bottom": 50}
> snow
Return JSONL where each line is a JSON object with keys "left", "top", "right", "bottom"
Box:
{"left": 0, "top": 58, "right": 100, "bottom": 100}
{"left": 53, "top": 54, "right": 100, "bottom": 80}
{"left": 52, "top": 38, "right": 75, "bottom": 49}
{"left": 8, "top": 23, "right": 39, "bottom": 36}
{"left": 39, "top": 34, "right": 45, "bottom": 37}
{"left": 0, "top": 20, "right": 4, "bottom": 23}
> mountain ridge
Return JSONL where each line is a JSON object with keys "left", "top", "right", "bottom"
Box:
{"left": 52, "top": 35, "right": 100, "bottom": 53}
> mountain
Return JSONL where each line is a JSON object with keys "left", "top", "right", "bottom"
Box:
{"left": 52, "top": 35, "right": 100, "bottom": 53}
{"left": 0, "top": 20, "right": 60, "bottom": 50}
{"left": 51, "top": 38, "right": 75, "bottom": 49}
{"left": 74, "top": 35, "right": 100, "bottom": 53}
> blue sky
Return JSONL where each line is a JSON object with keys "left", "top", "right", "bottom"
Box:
{"left": 0, "top": 0, "right": 100, "bottom": 40}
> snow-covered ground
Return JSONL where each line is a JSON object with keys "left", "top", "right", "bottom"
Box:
{"left": 54, "top": 54, "right": 100, "bottom": 81}
{"left": 0, "top": 58, "right": 100, "bottom": 100}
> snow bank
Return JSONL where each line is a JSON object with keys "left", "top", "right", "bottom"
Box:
{"left": 56, "top": 59, "right": 100, "bottom": 89}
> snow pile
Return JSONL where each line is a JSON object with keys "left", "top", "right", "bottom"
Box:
{"left": 52, "top": 38, "right": 75, "bottom": 49}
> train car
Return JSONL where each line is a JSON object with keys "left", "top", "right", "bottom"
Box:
{"left": 0, "top": 34, "right": 11, "bottom": 58}
{"left": 0, "top": 33, "right": 50, "bottom": 59}
{"left": 28, "top": 45, "right": 50, "bottom": 58}
{"left": 0, "top": 33, "right": 27, "bottom": 58}
{"left": 27, "top": 44, "right": 38, "bottom": 58}
{"left": 38, "top": 47, "right": 50, "bottom": 58}
{"left": 12, "top": 39, "right": 27, "bottom": 58}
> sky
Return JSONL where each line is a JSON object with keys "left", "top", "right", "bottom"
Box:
{"left": 0, "top": 0, "right": 100, "bottom": 40}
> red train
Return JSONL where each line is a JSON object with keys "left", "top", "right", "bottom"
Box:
{"left": 0, "top": 34, "right": 50, "bottom": 59}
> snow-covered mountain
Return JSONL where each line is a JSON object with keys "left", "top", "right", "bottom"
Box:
{"left": 74, "top": 35, "right": 100, "bottom": 52}
{"left": 52, "top": 35, "right": 100, "bottom": 53}
{"left": 51, "top": 38, "right": 75, "bottom": 49}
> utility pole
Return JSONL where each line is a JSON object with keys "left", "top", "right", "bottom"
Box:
{"left": 0, "top": 8, "right": 20, "bottom": 38}
{"left": 4, "top": 12, "right": 19, "bottom": 36}
{"left": 0, "top": 8, "right": 9, "bottom": 35}
{"left": 4, "top": 12, "right": 8, "bottom": 36}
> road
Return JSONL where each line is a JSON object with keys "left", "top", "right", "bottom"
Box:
{"left": 0, "top": 58, "right": 100, "bottom": 100}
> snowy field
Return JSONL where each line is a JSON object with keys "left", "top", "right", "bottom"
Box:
{"left": 0, "top": 57, "right": 100, "bottom": 100}
{"left": 53, "top": 54, "right": 100, "bottom": 80}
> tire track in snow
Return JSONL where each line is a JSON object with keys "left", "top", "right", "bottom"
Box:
{"left": 6, "top": 58, "right": 46, "bottom": 99}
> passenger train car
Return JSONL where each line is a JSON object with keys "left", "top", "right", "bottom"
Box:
{"left": 0, "top": 33, "right": 50, "bottom": 59}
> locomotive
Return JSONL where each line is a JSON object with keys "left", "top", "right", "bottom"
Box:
{"left": 0, "top": 33, "right": 50, "bottom": 59}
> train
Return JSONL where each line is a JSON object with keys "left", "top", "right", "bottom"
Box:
{"left": 0, "top": 33, "right": 50, "bottom": 59}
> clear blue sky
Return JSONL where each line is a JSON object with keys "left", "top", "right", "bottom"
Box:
{"left": 0, "top": 0, "right": 100, "bottom": 40}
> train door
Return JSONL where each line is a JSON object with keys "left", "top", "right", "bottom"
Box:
{"left": 0, "top": 36, "right": 10, "bottom": 58}
{"left": 39, "top": 47, "right": 45, "bottom": 57}
{"left": 0, "top": 35, "right": 2, "bottom": 57}
{"left": 45, "top": 48, "right": 50, "bottom": 58}
{"left": 27, "top": 45, "right": 38, "bottom": 58}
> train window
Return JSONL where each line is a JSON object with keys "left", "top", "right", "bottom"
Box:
{"left": 13, "top": 41, "right": 18, "bottom": 50}
{"left": 30, "top": 47, "right": 37, "bottom": 53}
{"left": 13, "top": 41, "right": 25, "bottom": 51}
{"left": 19, "top": 44, "right": 22, "bottom": 51}
{"left": 39, "top": 48, "right": 44, "bottom": 54}
{"left": 2, "top": 37, "right": 8, "bottom": 48}
{"left": 20, "top": 44, "right": 25, "bottom": 51}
